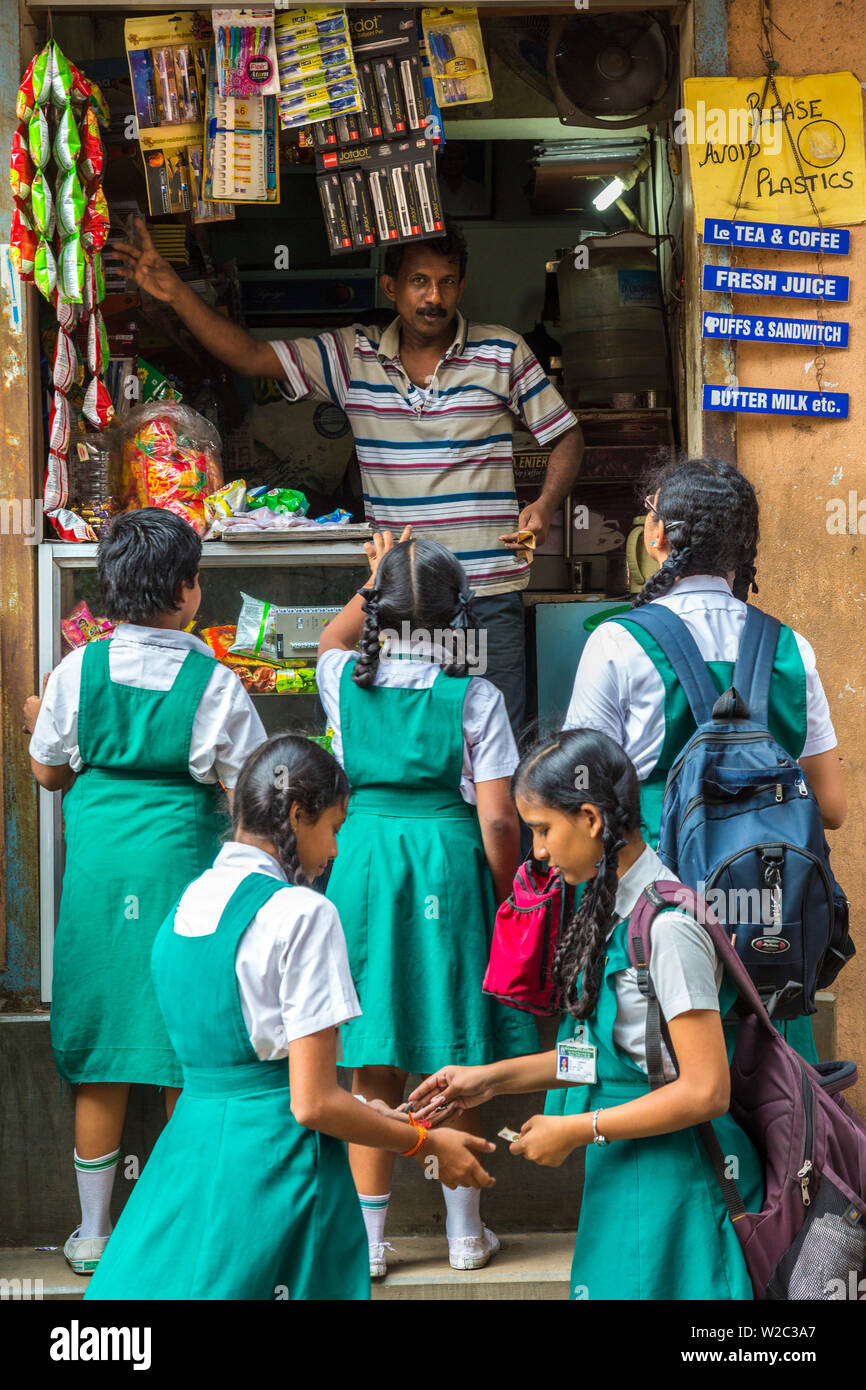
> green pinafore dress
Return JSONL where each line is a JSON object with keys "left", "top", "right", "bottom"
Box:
{"left": 613, "top": 615, "right": 818, "bottom": 1063}
{"left": 552, "top": 912, "right": 762, "bottom": 1301}
{"left": 51, "top": 639, "right": 228, "bottom": 1088}
{"left": 326, "top": 657, "right": 537, "bottom": 1073}
{"left": 85, "top": 873, "right": 369, "bottom": 1301}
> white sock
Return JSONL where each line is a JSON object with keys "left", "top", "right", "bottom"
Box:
{"left": 74, "top": 1148, "right": 120, "bottom": 1239}
{"left": 358, "top": 1192, "right": 391, "bottom": 1247}
{"left": 442, "top": 1184, "right": 483, "bottom": 1241}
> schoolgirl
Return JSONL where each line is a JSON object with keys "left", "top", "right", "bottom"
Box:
{"left": 84, "top": 736, "right": 495, "bottom": 1301}
{"left": 410, "top": 729, "right": 764, "bottom": 1302}
{"left": 316, "top": 527, "right": 537, "bottom": 1276}
{"left": 25, "top": 509, "right": 266, "bottom": 1275}
{"left": 563, "top": 456, "right": 845, "bottom": 1060}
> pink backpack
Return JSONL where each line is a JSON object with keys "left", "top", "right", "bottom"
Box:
{"left": 483, "top": 860, "right": 574, "bottom": 1016}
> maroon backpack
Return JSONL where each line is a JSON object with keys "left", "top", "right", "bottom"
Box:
{"left": 628, "top": 882, "right": 866, "bottom": 1301}
{"left": 482, "top": 859, "right": 574, "bottom": 1016}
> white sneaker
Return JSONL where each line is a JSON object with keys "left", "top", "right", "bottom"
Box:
{"left": 63, "top": 1228, "right": 110, "bottom": 1275}
{"left": 369, "top": 1240, "right": 395, "bottom": 1279}
{"left": 448, "top": 1225, "right": 501, "bottom": 1271}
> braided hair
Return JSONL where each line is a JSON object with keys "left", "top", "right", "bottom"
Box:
{"left": 633, "top": 456, "right": 760, "bottom": 608}
{"left": 231, "top": 735, "right": 348, "bottom": 885}
{"left": 352, "top": 537, "right": 478, "bottom": 688}
{"left": 512, "top": 729, "right": 641, "bottom": 1020}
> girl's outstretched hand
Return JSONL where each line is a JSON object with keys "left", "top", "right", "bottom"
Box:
{"left": 363, "top": 525, "right": 412, "bottom": 581}
{"left": 408, "top": 1065, "right": 497, "bottom": 1125}
{"left": 425, "top": 1128, "right": 496, "bottom": 1190}
{"left": 510, "top": 1114, "right": 578, "bottom": 1167}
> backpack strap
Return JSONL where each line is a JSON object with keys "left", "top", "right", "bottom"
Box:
{"left": 731, "top": 605, "right": 782, "bottom": 727}
{"left": 616, "top": 605, "right": 719, "bottom": 726}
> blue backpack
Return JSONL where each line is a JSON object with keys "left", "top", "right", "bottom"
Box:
{"left": 620, "top": 603, "right": 853, "bottom": 1021}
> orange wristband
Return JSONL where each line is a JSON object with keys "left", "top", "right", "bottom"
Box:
{"left": 401, "top": 1117, "right": 427, "bottom": 1158}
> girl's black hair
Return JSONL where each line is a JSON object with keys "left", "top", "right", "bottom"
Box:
{"left": 231, "top": 735, "right": 349, "bottom": 885}
{"left": 98, "top": 508, "right": 202, "bottom": 623}
{"left": 353, "top": 537, "right": 477, "bottom": 688}
{"left": 633, "top": 456, "right": 760, "bottom": 607}
{"left": 512, "top": 729, "right": 641, "bottom": 1020}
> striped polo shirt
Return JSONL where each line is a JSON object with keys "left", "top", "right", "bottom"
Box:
{"left": 270, "top": 312, "right": 577, "bottom": 596}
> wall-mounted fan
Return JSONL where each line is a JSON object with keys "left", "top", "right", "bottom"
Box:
{"left": 547, "top": 12, "right": 678, "bottom": 131}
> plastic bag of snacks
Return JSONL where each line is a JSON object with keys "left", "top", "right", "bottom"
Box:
{"left": 9, "top": 126, "right": 34, "bottom": 201}
{"left": 204, "top": 478, "right": 247, "bottom": 525}
{"left": 246, "top": 485, "right": 308, "bottom": 515}
{"left": 61, "top": 599, "right": 114, "bottom": 650}
{"left": 47, "top": 507, "right": 95, "bottom": 542}
{"left": 119, "top": 403, "right": 223, "bottom": 536}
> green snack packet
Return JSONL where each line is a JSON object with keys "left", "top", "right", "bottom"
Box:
{"left": 34, "top": 238, "right": 58, "bottom": 299}
{"left": 93, "top": 250, "right": 105, "bottom": 303}
{"left": 56, "top": 168, "right": 86, "bottom": 238}
{"left": 53, "top": 105, "right": 81, "bottom": 171}
{"left": 28, "top": 105, "right": 50, "bottom": 169}
{"left": 58, "top": 234, "right": 85, "bottom": 303}
{"left": 263, "top": 487, "right": 309, "bottom": 515}
{"left": 51, "top": 45, "right": 74, "bottom": 109}
{"left": 30, "top": 170, "right": 53, "bottom": 235}
{"left": 135, "top": 357, "right": 183, "bottom": 403}
{"left": 32, "top": 46, "right": 54, "bottom": 107}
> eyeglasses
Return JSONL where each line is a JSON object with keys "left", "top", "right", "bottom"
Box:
{"left": 644, "top": 494, "right": 661, "bottom": 519}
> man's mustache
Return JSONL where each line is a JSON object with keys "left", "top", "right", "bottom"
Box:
{"left": 418, "top": 307, "right": 447, "bottom": 317}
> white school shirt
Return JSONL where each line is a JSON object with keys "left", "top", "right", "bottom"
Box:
{"left": 316, "top": 640, "right": 518, "bottom": 804}
{"left": 564, "top": 576, "right": 836, "bottom": 778}
{"left": 29, "top": 624, "right": 267, "bottom": 788}
{"left": 608, "top": 843, "right": 723, "bottom": 1079}
{"left": 173, "top": 841, "right": 361, "bottom": 1060}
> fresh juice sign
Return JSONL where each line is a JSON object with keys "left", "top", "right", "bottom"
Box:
{"left": 680, "top": 73, "right": 866, "bottom": 226}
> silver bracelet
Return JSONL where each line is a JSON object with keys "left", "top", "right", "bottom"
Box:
{"left": 591, "top": 1109, "right": 609, "bottom": 1146}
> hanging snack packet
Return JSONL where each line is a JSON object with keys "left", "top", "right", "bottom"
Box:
{"left": 32, "top": 45, "right": 56, "bottom": 107}
{"left": 55, "top": 291, "right": 77, "bottom": 331}
{"left": 78, "top": 107, "right": 103, "bottom": 184}
{"left": 81, "top": 187, "right": 109, "bottom": 253}
{"left": 30, "top": 170, "right": 53, "bottom": 233}
{"left": 44, "top": 451, "right": 68, "bottom": 513}
{"left": 17, "top": 55, "right": 38, "bottom": 122}
{"left": 10, "top": 204, "right": 37, "bottom": 279}
{"left": 87, "top": 78, "right": 110, "bottom": 125}
{"left": 82, "top": 376, "right": 116, "bottom": 429}
{"left": 53, "top": 327, "right": 80, "bottom": 392}
{"left": 50, "top": 389, "right": 72, "bottom": 455}
{"left": 34, "top": 237, "right": 58, "bottom": 298}
{"left": 28, "top": 105, "right": 50, "bottom": 170}
{"left": 53, "top": 105, "right": 82, "bottom": 172}
{"left": 10, "top": 126, "right": 35, "bottom": 201}
{"left": 58, "top": 234, "right": 85, "bottom": 303}
{"left": 86, "top": 311, "right": 110, "bottom": 375}
{"left": 56, "top": 168, "right": 86, "bottom": 237}
{"left": 50, "top": 45, "right": 74, "bottom": 108}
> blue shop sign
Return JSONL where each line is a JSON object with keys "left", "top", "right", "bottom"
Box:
{"left": 702, "top": 264, "right": 849, "bottom": 300}
{"left": 703, "top": 385, "right": 849, "bottom": 417}
{"left": 703, "top": 217, "right": 850, "bottom": 255}
{"left": 702, "top": 311, "right": 849, "bottom": 347}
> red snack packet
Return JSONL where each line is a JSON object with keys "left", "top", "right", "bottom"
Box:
{"left": 81, "top": 187, "right": 109, "bottom": 254}
{"left": 44, "top": 449, "right": 69, "bottom": 513}
{"left": 48, "top": 509, "right": 96, "bottom": 544}
{"left": 10, "top": 203, "right": 37, "bottom": 280}
{"left": 53, "top": 328, "right": 79, "bottom": 392}
{"left": 68, "top": 62, "right": 93, "bottom": 108}
{"left": 10, "top": 125, "right": 35, "bottom": 202}
{"left": 49, "top": 389, "right": 71, "bottom": 454}
{"left": 61, "top": 598, "right": 114, "bottom": 645}
{"left": 82, "top": 376, "right": 115, "bottom": 429}
{"left": 78, "top": 106, "right": 103, "bottom": 184}
{"left": 200, "top": 625, "right": 238, "bottom": 662}
{"left": 16, "top": 55, "right": 37, "bottom": 123}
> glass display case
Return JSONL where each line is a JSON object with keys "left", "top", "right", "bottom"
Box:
{"left": 36, "top": 539, "right": 370, "bottom": 1001}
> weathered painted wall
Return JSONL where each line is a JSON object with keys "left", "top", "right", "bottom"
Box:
{"left": 722, "top": 0, "right": 866, "bottom": 1109}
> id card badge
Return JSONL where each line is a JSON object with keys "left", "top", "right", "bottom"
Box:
{"left": 556, "top": 1038, "right": 598, "bottom": 1084}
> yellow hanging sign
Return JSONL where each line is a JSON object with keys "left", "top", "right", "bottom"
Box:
{"left": 681, "top": 72, "right": 866, "bottom": 227}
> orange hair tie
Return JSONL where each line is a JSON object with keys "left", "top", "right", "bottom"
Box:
{"left": 401, "top": 1117, "right": 427, "bottom": 1158}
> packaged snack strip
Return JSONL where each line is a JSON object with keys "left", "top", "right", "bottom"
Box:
{"left": 47, "top": 507, "right": 95, "bottom": 543}
{"left": 78, "top": 107, "right": 104, "bottom": 184}
{"left": 53, "top": 327, "right": 80, "bottom": 392}
{"left": 44, "top": 451, "right": 69, "bottom": 514}
{"left": 314, "top": 508, "right": 352, "bottom": 524}
{"left": 68, "top": 62, "right": 94, "bottom": 109}
{"left": 34, "top": 238, "right": 58, "bottom": 299}
{"left": 57, "top": 234, "right": 85, "bottom": 304}
{"left": 86, "top": 311, "right": 110, "bottom": 375}
{"left": 87, "top": 79, "right": 110, "bottom": 126}
{"left": 30, "top": 170, "right": 53, "bottom": 234}
{"left": 32, "top": 45, "right": 56, "bottom": 108}
{"left": 81, "top": 188, "right": 110, "bottom": 254}
{"left": 200, "top": 624, "right": 237, "bottom": 662}
{"left": 10, "top": 126, "right": 35, "bottom": 202}
{"left": 53, "top": 105, "right": 81, "bottom": 171}
{"left": 56, "top": 168, "right": 86, "bottom": 238}
{"left": 230, "top": 591, "right": 282, "bottom": 663}
{"left": 82, "top": 376, "right": 115, "bottom": 429}
{"left": 204, "top": 478, "right": 247, "bottom": 523}
{"left": 51, "top": 45, "right": 74, "bottom": 109}
{"left": 55, "top": 292, "right": 77, "bottom": 331}
{"left": 49, "top": 390, "right": 72, "bottom": 455}
{"left": 92, "top": 250, "right": 106, "bottom": 304}
{"left": 17, "top": 55, "right": 38, "bottom": 123}
{"left": 10, "top": 205, "right": 37, "bottom": 280}
{"left": 61, "top": 599, "right": 115, "bottom": 647}
{"left": 79, "top": 501, "right": 117, "bottom": 538}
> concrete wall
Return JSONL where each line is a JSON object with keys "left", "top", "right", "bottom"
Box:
{"left": 723, "top": 0, "right": 866, "bottom": 1109}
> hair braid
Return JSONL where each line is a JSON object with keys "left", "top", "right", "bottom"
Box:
{"left": 270, "top": 790, "right": 307, "bottom": 885}
{"left": 351, "top": 587, "right": 383, "bottom": 688}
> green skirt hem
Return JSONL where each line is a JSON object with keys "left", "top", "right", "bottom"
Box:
{"left": 338, "top": 1033, "right": 537, "bottom": 1073}
{"left": 52, "top": 1048, "right": 183, "bottom": 1089}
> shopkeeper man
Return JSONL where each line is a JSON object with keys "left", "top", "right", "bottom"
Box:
{"left": 113, "top": 218, "right": 583, "bottom": 732}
